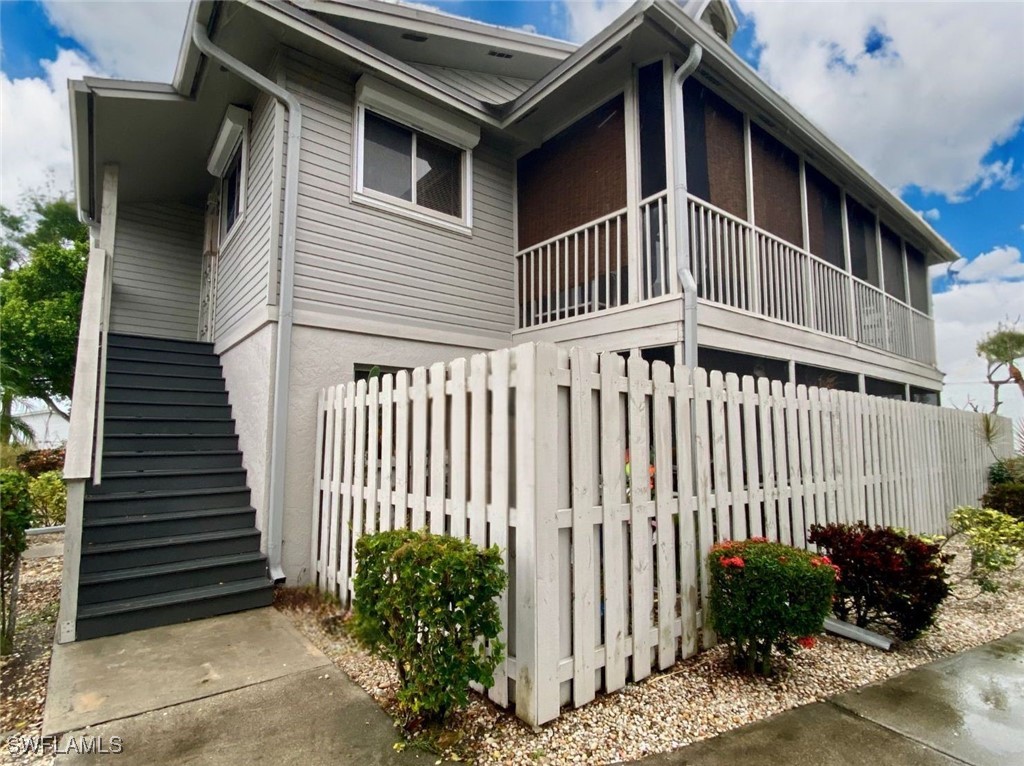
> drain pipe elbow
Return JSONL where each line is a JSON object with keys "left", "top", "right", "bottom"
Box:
{"left": 671, "top": 43, "right": 703, "bottom": 369}
{"left": 192, "top": 22, "right": 301, "bottom": 583}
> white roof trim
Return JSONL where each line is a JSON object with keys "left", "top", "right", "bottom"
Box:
{"left": 357, "top": 75, "right": 481, "bottom": 148}
{"left": 207, "top": 105, "right": 250, "bottom": 176}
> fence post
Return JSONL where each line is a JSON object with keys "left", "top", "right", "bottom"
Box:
{"left": 514, "top": 343, "right": 562, "bottom": 727}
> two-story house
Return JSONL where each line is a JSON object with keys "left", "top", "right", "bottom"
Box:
{"left": 60, "top": 0, "right": 956, "bottom": 642}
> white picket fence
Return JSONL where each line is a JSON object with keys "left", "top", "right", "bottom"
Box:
{"left": 310, "top": 342, "right": 1011, "bottom": 726}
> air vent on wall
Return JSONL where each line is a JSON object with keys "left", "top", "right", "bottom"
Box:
{"left": 595, "top": 45, "right": 622, "bottom": 65}
{"left": 401, "top": 32, "right": 429, "bottom": 42}
{"left": 488, "top": 50, "right": 514, "bottom": 59}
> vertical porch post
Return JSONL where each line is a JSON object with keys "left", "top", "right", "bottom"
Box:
{"left": 624, "top": 69, "right": 642, "bottom": 304}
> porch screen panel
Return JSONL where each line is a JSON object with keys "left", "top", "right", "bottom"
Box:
{"left": 906, "top": 243, "right": 929, "bottom": 313}
{"left": 638, "top": 61, "right": 666, "bottom": 199}
{"left": 806, "top": 163, "right": 844, "bottom": 269}
{"left": 847, "top": 196, "right": 880, "bottom": 286}
{"left": 517, "top": 95, "right": 626, "bottom": 249}
{"left": 683, "top": 79, "right": 746, "bottom": 219}
{"left": 751, "top": 122, "right": 802, "bottom": 247}
{"left": 880, "top": 224, "right": 906, "bottom": 301}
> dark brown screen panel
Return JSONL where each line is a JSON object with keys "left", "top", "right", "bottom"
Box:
{"left": 880, "top": 223, "right": 906, "bottom": 300}
{"left": 517, "top": 95, "right": 626, "bottom": 250}
{"left": 847, "top": 196, "right": 880, "bottom": 286}
{"left": 751, "top": 122, "right": 802, "bottom": 247}
{"left": 638, "top": 61, "right": 666, "bottom": 199}
{"left": 682, "top": 79, "right": 746, "bottom": 219}
{"left": 906, "top": 243, "right": 929, "bottom": 313}
{"left": 806, "top": 163, "right": 844, "bottom": 269}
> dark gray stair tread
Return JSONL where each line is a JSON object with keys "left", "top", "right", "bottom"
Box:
{"left": 107, "top": 369, "right": 225, "bottom": 381}
{"left": 82, "top": 528, "right": 261, "bottom": 555}
{"left": 79, "top": 551, "right": 267, "bottom": 585}
{"left": 105, "top": 400, "right": 230, "bottom": 409}
{"left": 103, "top": 434, "right": 236, "bottom": 445}
{"left": 104, "top": 450, "right": 242, "bottom": 459}
{"left": 77, "top": 577, "right": 272, "bottom": 618}
{"left": 107, "top": 334, "right": 214, "bottom": 350}
{"left": 84, "top": 486, "right": 252, "bottom": 503}
{"left": 106, "top": 385, "right": 227, "bottom": 395}
{"left": 107, "top": 354, "right": 219, "bottom": 367}
{"left": 105, "top": 416, "right": 234, "bottom": 423}
{"left": 95, "top": 467, "right": 246, "bottom": 481}
{"left": 83, "top": 506, "right": 254, "bottom": 528}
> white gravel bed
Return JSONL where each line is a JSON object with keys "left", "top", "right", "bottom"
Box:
{"left": 277, "top": 538, "right": 1024, "bottom": 765}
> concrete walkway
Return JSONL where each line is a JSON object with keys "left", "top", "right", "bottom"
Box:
{"left": 44, "top": 608, "right": 429, "bottom": 765}
{"left": 643, "top": 630, "right": 1024, "bottom": 766}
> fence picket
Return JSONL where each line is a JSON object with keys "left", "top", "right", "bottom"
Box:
{"left": 450, "top": 358, "right": 469, "bottom": 540}
{"left": 488, "top": 349, "right": 511, "bottom": 707}
{"left": 394, "top": 372, "right": 410, "bottom": 530}
{"left": 627, "top": 354, "right": 654, "bottom": 681}
{"left": 428, "top": 362, "right": 447, "bottom": 535}
{"left": 652, "top": 361, "right": 678, "bottom": 669}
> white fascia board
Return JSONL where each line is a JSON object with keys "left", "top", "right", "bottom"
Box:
{"left": 68, "top": 81, "right": 92, "bottom": 222}
{"left": 357, "top": 75, "right": 480, "bottom": 148}
{"left": 294, "top": 0, "right": 576, "bottom": 59}
{"left": 253, "top": 0, "right": 502, "bottom": 126}
{"left": 172, "top": 0, "right": 215, "bottom": 96}
{"left": 80, "top": 77, "right": 187, "bottom": 101}
{"left": 503, "top": 1, "right": 653, "bottom": 121}
{"left": 649, "top": 0, "right": 960, "bottom": 264}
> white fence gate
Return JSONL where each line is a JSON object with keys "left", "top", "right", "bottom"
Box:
{"left": 310, "top": 342, "right": 1012, "bottom": 726}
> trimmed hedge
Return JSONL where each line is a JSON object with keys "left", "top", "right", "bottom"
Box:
{"left": 349, "top": 529, "right": 507, "bottom": 723}
{"left": 707, "top": 538, "right": 837, "bottom": 675}
{"left": 1, "top": 470, "right": 34, "bottom": 654}
{"left": 808, "top": 523, "right": 950, "bottom": 640}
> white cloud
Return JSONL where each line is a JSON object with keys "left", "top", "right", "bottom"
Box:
{"left": 954, "top": 245, "right": 1024, "bottom": 283}
{"left": 0, "top": 49, "right": 101, "bottom": 208}
{"left": 917, "top": 208, "right": 940, "bottom": 222}
{"left": 934, "top": 282, "right": 1024, "bottom": 422}
{"left": 563, "top": 0, "right": 631, "bottom": 42}
{"left": 41, "top": 0, "right": 189, "bottom": 81}
{"left": 736, "top": 1, "right": 1024, "bottom": 201}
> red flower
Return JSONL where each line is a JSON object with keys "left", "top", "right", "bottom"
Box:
{"left": 797, "top": 636, "right": 816, "bottom": 649}
{"left": 720, "top": 556, "right": 746, "bottom": 569}
{"left": 750, "top": 537, "right": 768, "bottom": 543}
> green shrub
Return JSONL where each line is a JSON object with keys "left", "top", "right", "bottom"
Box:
{"left": 16, "top": 447, "right": 66, "bottom": 477}
{"left": 949, "top": 506, "right": 1024, "bottom": 592}
{"left": 1, "top": 469, "right": 34, "bottom": 654}
{"left": 707, "top": 538, "right": 837, "bottom": 675}
{"left": 349, "top": 529, "right": 507, "bottom": 723}
{"left": 808, "top": 523, "right": 950, "bottom": 640}
{"left": 988, "top": 456, "right": 1024, "bottom": 487}
{"left": 981, "top": 482, "right": 1024, "bottom": 520}
{"left": 29, "top": 470, "right": 66, "bottom": 526}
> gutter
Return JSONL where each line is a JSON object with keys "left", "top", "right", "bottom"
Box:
{"left": 192, "top": 22, "right": 299, "bottom": 583}
{"left": 670, "top": 43, "right": 703, "bottom": 368}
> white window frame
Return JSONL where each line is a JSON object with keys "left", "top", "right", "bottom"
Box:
{"left": 207, "top": 105, "right": 250, "bottom": 249}
{"left": 219, "top": 136, "right": 247, "bottom": 247}
{"left": 351, "top": 76, "right": 477, "bottom": 235}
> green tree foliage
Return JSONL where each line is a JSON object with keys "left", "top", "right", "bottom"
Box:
{"left": 1, "top": 469, "right": 34, "bottom": 654}
{"left": 976, "top": 322, "right": 1024, "bottom": 414}
{"left": 350, "top": 529, "right": 507, "bottom": 723}
{"left": 949, "top": 506, "right": 1024, "bottom": 592}
{"left": 0, "top": 196, "right": 89, "bottom": 443}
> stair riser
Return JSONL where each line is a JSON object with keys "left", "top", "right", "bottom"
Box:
{"left": 102, "top": 452, "right": 243, "bottom": 472}
{"left": 106, "top": 358, "right": 224, "bottom": 378}
{"left": 103, "top": 435, "right": 239, "bottom": 452}
{"left": 84, "top": 489, "right": 251, "bottom": 517}
{"left": 106, "top": 372, "right": 225, "bottom": 392}
{"left": 105, "top": 418, "right": 236, "bottom": 436}
{"left": 105, "top": 387, "right": 229, "bottom": 406}
{"left": 83, "top": 511, "right": 257, "bottom": 545}
{"left": 107, "top": 335, "right": 214, "bottom": 354}
{"left": 104, "top": 347, "right": 219, "bottom": 366}
{"left": 87, "top": 470, "right": 248, "bottom": 495}
{"left": 78, "top": 558, "right": 269, "bottom": 605}
{"left": 75, "top": 586, "right": 273, "bottom": 641}
{"left": 81, "top": 534, "right": 261, "bottom": 573}
{"left": 104, "top": 401, "right": 233, "bottom": 419}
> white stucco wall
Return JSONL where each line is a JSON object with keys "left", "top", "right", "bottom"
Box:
{"left": 218, "top": 323, "right": 275, "bottom": 541}
{"left": 280, "top": 323, "right": 500, "bottom": 583}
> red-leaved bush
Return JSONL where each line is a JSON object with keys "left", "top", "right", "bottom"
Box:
{"left": 808, "top": 523, "right": 950, "bottom": 640}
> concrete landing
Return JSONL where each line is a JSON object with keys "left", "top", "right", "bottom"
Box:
{"left": 643, "top": 629, "right": 1024, "bottom": 766}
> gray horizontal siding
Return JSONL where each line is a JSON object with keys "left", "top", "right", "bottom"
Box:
{"left": 413, "top": 64, "right": 534, "bottom": 104}
{"left": 215, "top": 91, "right": 276, "bottom": 342}
{"left": 284, "top": 49, "right": 516, "bottom": 339}
{"left": 109, "top": 202, "right": 204, "bottom": 340}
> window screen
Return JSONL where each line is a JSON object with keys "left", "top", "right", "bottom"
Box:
{"left": 638, "top": 61, "right": 666, "bottom": 199}
{"left": 906, "top": 243, "right": 929, "bottom": 313}
{"left": 364, "top": 112, "right": 413, "bottom": 201}
{"left": 683, "top": 79, "right": 747, "bottom": 219}
{"left": 806, "top": 164, "right": 844, "bottom": 269}
{"left": 416, "top": 134, "right": 461, "bottom": 217}
{"left": 751, "top": 122, "right": 802, "bottom": 247}
{"left": 880, "top": 224, "right": 906, "bottom": 301}
{"left": 846, "top": 196, "right": 879, "bottom": 286}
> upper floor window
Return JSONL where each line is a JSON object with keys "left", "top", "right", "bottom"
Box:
{"left": 351, "top": 76, "right": 482, "bottom": 234}
{"left": 207, "top": 105, "right": 250, "bottom": 245}
{"left": 222, "top": 142, "right": 244, "bottom": 238}
{"left": 361, "top": 110, "right": 463, "bottom": 219}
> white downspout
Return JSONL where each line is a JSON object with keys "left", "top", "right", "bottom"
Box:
{"left": 192, "top": 22, "right": 299, "bottom": 582}
{"left": 670, "top": 43, "right": 703, "bottom": 368}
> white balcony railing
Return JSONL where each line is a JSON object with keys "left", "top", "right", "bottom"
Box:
{"left": 514, "top": 192, "right": 936, "bottom": 367}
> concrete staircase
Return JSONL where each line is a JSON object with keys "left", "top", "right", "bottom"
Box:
{"left": 76, "top": 333, "right": 273, "bottom": 641}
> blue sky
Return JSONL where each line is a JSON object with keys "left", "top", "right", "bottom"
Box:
{"left": 2, "top": 0, "right": 1022, "bottom": 415}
